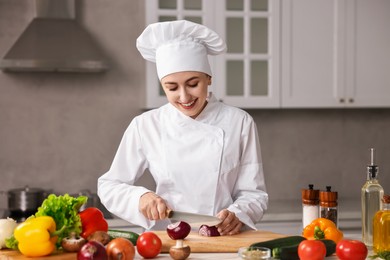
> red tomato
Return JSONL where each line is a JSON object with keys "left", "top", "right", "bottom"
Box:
{"left": 298, "top": 240, "right": 326, "bottom": 260}
{"left": 336, "top": 240, "right": 368, "bottom": 260}
{"left": 136, "top": 232, "right": 162, "bottom": 259}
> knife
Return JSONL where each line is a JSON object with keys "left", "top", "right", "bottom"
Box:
{"left": 166, "top": 209, "right": 222, "bottom": 227}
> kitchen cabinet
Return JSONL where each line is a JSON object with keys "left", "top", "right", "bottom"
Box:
{"left": 281, "top": 0, "right": 390, "bottom": 108}
{"left": 144, "top": 0, "right": 281, "bottom": 109}
{"left": 145, "top": 0, "right": 390, "bottom": 109}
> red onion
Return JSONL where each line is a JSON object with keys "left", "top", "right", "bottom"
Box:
{"left": 167, "top": 221, "right": 191, "bottom": 240}
{"left": 77, "top": 241, "right": 108, "bottom": 260}
{"left": 198, "top": 225, "right": 220, "bottom": 237}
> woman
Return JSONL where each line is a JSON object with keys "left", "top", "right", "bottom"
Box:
{"left": 97, "top": 20, "right": 268, "bottom": 235}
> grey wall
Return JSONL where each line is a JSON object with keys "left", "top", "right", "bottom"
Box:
{"left": 1, "top": 0, "right": 389, "bottom": 210}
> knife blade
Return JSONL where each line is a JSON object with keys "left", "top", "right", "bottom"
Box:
{"left": 166, "top": 209, "right": 222, "bottom": 227}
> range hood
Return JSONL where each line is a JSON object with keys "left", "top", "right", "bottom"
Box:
{"left": 0, "top": 0, "right": 108, "bottom": 73}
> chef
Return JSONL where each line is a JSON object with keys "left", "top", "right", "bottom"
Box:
{"left": 97, "top": 20, "right": 268, "bottom": 235}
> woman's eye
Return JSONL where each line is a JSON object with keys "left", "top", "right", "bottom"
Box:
{"left": 188, "top": 83, "right": 198, "bottom": 88}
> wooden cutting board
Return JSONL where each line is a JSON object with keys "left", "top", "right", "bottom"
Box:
{"left": 155, "top": 230, "right": 286, "bottom": 253}
{"left": 0, "top": 230, "right": 286, "bottom": 258}
{"left": 0, "top": 250, "right": 76, "bottom": 259}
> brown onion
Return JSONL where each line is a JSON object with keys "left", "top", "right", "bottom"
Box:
{"left": 106, "top": 238, "right": 135, "bottom": 260}
{"left": 198, "top": 225, "right": 220, "bottom": 237}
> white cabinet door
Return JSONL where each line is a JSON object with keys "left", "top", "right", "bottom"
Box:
{"left": 281, "top": 0, "right": 345, "bottom": 108}
{"left": 281, "top": 0, "right": 390, "bottom": 108}
{"left": 346, "top": 0, "right": 390, "bottom": 107}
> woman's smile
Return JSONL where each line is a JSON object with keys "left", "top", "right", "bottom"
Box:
{"left": 179, "top": 99, "right": 197, "bottom": 109}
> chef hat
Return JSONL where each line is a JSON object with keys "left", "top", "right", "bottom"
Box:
{"left": 136, "top": 20, "right": 226, "bottom": 80}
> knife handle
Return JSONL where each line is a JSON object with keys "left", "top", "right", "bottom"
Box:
{"left": 166, "top": 209, "right": 173, "bottom": 218}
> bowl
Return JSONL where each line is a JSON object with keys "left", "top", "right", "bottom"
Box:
{"left": 238, "top": 246, "right": 271, "bottom": 260}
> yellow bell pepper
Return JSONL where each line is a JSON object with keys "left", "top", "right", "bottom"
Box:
{"left": 14, "top": 216, "right": 58, "bottom": 257}
{"left": 302, "top": 217, "right": 344, "bottom": 243}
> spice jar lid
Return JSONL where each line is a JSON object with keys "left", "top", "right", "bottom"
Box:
{"left": 302, "top": 184, "right": 319, "bottom": 205}
{"left": 382, "top": 195, "right": 390, "bottom": 204}
{"left": 320, "top": 186, "right": 338, "bottom": 207}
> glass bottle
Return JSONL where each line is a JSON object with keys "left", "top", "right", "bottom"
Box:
{"left": 302, "top": 184, "right": 319, "bottom": 228}
{"left": 373, "top": 195, "right": 390, "bottom": 253}
{"left": 320, "top": 186, "right": 338, "bottom": 227}
{"left": 361, "top": 148, "right": 384, "bottom": 247}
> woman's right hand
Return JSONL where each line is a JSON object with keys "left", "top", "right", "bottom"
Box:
{"left": 139, "top": 192, "right": 169, "bottom": 220}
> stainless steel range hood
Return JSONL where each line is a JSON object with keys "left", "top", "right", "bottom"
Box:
{"left": 0, "top": 0, "right": 108, "bottom": 73}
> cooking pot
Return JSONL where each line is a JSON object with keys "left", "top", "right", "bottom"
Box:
{"left": 72, "top": 189, "right": 112, "bottom": 219}
{"left": 7, "top": 186, "right": 51, "bottom": 221}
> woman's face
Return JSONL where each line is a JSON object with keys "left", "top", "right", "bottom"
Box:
{"left": 161, "top": 71, "right": 211, "bottom": 118}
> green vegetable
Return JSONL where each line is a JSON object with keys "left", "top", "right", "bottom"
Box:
{"left": 370, "top": 251, "right": 390, "bottom": 260}
{"left": 34, "top": 194, "right": 87, "bottom": 248}
{"left": 250, "top": 236, "right": 306, "bottom": 254}
{"left": 107, "top": 229, "right": 139, "bottom": 246}
{"left": 272, "top": 239, "right": 336, "bottom": 260}
{"left": 5, "top": 235, "right": 18, "bottom": 250}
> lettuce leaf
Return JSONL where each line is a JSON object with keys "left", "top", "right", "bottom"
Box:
{"left": 34, "top": 194, "right": 87, "bottom": 248}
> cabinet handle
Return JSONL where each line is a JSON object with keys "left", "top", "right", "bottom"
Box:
{"left": 348, "top": 98, "right": 354, "bottom": 103}
{"left": 339, "top": 98, "right": 345, "bottom": 103}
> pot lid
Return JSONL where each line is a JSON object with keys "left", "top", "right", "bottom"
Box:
{"left": 9, "top": 186, "right": 46, "bottom": 194}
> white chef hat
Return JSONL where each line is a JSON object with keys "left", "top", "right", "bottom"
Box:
{"left": 136, "top": 20, "right": 226, "bottom": 80}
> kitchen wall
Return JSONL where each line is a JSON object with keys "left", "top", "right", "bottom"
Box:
{"left": 1, "top": 0, "right": 389, "bottom": 211}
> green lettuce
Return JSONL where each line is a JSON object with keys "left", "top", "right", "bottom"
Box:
{"left": 34, "top": 193, "right": 87, "bottom": 248}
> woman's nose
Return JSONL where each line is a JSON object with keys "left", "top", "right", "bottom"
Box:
{"left": 178, "top": 87, "right": 191, "bottom": 102}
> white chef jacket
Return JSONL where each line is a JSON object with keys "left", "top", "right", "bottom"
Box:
{"left": 97, "top": 93, "right": 268, "bottom": 230}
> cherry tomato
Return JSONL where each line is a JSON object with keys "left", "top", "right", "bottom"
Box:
{"left": 336, "top": 239, "right": 368, "bottom": 260}
{"left": 298, "top": 240, "right": 326, "bottom": 260}
{"left": 136, "top": 232, "right": 162, "bottom": 258}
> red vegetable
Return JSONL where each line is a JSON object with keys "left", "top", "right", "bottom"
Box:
{"left": 79, "top": 207, "right": 108, "bottom": 239}
{"left": 298, "top": 240, "right": 326, "bottom": 260}
{"left": 198, "top": 225, "right": 220, "bottom": 237}
{"left": 336, "top": 240, "right": 367, "bottom": 260}
{"left": 167, "top": 221, "right": 191, "bottom": 240}
{"left": 77, "top": 241, "right": 107, "bottom": 260}
{"left": 136, "top": 232, "right": 162, "bottom": 259}
{"left": 106, "top": 238, "right": 135, "bottom": 260}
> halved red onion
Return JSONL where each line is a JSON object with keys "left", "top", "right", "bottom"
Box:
{"left": 198, "top": 225, "right": 220, "bottom": 237}
{"left": 167, "top": 221, "right": 191, "bottom": 240}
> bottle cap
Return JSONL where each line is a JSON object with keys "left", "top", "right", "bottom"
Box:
{"left": 301, "top": 184, "right": 319, "bottom": 205}
{"left": 382, "top": 195, "right": 390, "bottom": 204}
{"left": 320, "top": 186, "right": 338, "bottom": 207}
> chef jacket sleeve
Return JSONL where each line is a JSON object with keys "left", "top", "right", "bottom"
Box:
{"left": 97, "top": 117, "right": 156, "bottom": 229}
{"left": 227, "top": 115, "right": 268, "bottom": 230}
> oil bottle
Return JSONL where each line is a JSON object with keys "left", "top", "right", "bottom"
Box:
{"left": 373, "top": 195, "right": 390, "bottom": 253}
{"left": 361, "top": 148, "right": 384, "bottom": 247}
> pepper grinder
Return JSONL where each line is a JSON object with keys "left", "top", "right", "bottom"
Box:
{"left": 320, "top": 186, "right": 338, "bottom": 227}
{"left": 302, "top": 184, "right": 320, "bottom": 228}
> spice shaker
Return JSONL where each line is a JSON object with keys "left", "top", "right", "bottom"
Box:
{"left": 302, "top": 184, "right": 319, "bottom": 228}
{"left": 320, "top": 186, "right": 338, "bottom": 227}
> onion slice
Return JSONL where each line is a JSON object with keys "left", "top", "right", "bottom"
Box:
{"left": 198, "top": 225, "right": 220, "bottom": 237}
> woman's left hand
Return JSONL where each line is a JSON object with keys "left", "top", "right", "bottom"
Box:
{"left": 215, "top": 209, "right": 243, "bottom": 236}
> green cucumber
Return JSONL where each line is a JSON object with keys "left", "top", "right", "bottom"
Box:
{"left": 250, "top": 235, "right": 307, "bottom": 252}
{"left": 107, "top": 229, "right": 139, "bottom": 245}
{"left": 321, "top": 239, "right": 337, "bottom": 256}
{"left": 272, "top": 239, "right": 336, "bottom": 260}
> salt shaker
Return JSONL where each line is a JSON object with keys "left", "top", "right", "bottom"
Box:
{"left": 320, "top": 186, "right": 338, "bottom": 227}
{"left": 302, "top": 184, "right": 320, "bottom": 228}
